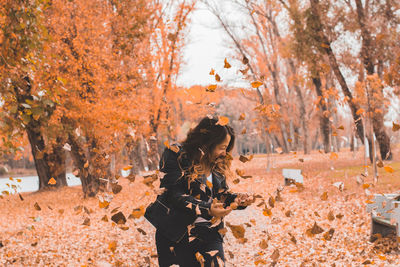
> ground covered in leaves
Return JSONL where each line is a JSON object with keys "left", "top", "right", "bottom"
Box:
{"left": 1, "top": 148, "right": 400, "bottom": 266}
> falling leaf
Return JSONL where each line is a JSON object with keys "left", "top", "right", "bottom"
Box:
{"left": 384, "top": 166, "right": 394, "bottom": 173}
{"left": 337, "top": 125, "right": 344, "bottom": 130}
{"left": 226, "top": 222, "right": 246, "bottom": 240}
{"left": 233, "top": 178, "right": 240, "bottom": 184}
{"left": 111, "top": 212, "right": 127, "bottom": 225}
{"left": 137, "top": 228, "right": 147, "bottom": 235}
{"left": 356, "top": 108, "right": 365, "bottom": 115}
{"left": 130, "top": 206, "right": 145, "bottom": 219}
{"left": 323, "top": 228, "right": 335, "bottom": 241}
{"left": 287, "top": 138, "right": 292, "bottom": 143}
{"left": 99, "top": 200, "right": 110, "bottom": 209}
{"left": 241, "top": 128, "right": 247, "bottom": 134}
{"left": 289, "top": 233, "right": 297, "bottom": 244}
{"left": 84, "top": 161, "right": 89, "bottom": 168}
{"left": 48, "top": 177, "right": 56, "bottom": 185}
{"left": 263, "top": 207, "right": 272, "bottom": 217}
{"left": 238, "top": 113, "right": 245, "bottom": 121}
{"left": 239, "top": 155, "right": 253, "bottom": 163}
{"left": 209, "top": 68, "right": 215, "bottom": 75}
{"left": 299, "top": 158, "right": 304, "bottom": 162}
{"left": 34, "top": 202, "right": 41, "bottom": 211}
{"left": 327, "top": 210, "right": 335, "bottom": 221}
{"left": 306, "top": 222, "right": 324, "bottom": 237}
{"left": 268, "top": 196, "right": 275, "bottom": 208}
{"left": 275, "top": 147, "right": 283, "bottom": 154}
{"left": 239, "top": 67, "right": 249, "bottom": 75}
{"left": 285, "top": 210, "right": 292, "bottom": 217}
{"left": 122, "top": 165, "right": 133, "bottom": 171}
{"left": 111, "top": 183, "right": 122, "bottom": 194}
{"left": 224, "top": 58, "right": 231, "bottom": 68}
{"left": 330, "top": 152, "right": 338, "bottom": 160}
{"left": 392, "top": 122, "right": 400, "bottom": 132}
{"left": 242, "top": 56, "right": 249, "bottom": 65}
{"left": 377, "top": 160, "right": 384, "bottom": 168}
{"left": 101, "top": 215, "right": 108, "bottom": 222}
{"left": 259, "top": 239, "right": 268, "bottom": 249}
{"left": 215, "top": 74, "right": 221, "bottom": 82}
{"left": 18, "top": 193, "right": 24, "bottom": 201}
{"left": 251, "top": 81, "right": 263, "bottom": 88}
{"left": 82, "top": 218, "right": 90, "bottom": 226}
{"left": 320, "top": 192, "right": 328, "bottom": 201}
{"left": 216, "top": 116, "right": 229, "bottom": 126}
{"left": 271, "top": 248, "right": 280, "bottom": 262}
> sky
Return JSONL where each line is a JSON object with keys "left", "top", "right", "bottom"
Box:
{"left": 176, "top": 2, "right": 243, "bottom": 88}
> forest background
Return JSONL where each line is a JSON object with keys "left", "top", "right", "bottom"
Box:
{"left": 1, "top": 0, "right": 400, "bottom": 265}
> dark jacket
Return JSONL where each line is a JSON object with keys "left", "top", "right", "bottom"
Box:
{"left": 157, "top": 146, "right": 246, "bottom": 242}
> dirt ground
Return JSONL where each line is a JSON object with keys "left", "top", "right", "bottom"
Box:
{"left": 1, "top": 148, "right": 399, "bottom": 266}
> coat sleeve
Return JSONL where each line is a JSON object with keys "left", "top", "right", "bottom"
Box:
{"left": 159, "top": 148, "right": 213, "bottom": 220}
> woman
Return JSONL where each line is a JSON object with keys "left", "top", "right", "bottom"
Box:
{"left": 154, "top": 116, "right": 254, "bottom": 267}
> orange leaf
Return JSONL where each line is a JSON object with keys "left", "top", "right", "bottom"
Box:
{"left": 216, "top": 116, "right": 229, "bottom": 126}
{"left": 384, "top": 166, "right": 394, "bottom": 173}
{"left": 108, "top": 241, "right": 117, "bottom": 253}
{"left": 330, "top": 152, "right": 338, "bottom": 160}
{"left": 209, "top": 68, "right": 215, "bottom": 75}
{"left": 215, "top": 74, "right": 221, "bottom": 82}
{"left": 392, "top": 122, "right": 400, "bottom": 132}
{"left": 251, "top": 81, "right": 263, "bottom": 88}
{"left": 224, "top": 58, "right": 231, "bottom": 68}
{"left": 356, "top": 108, "right": 365, "bottom": 115}
{"left": 238, "top": 113, "right": 245, "bottom": 121}
{"left": 48, "top": 177, "right": 56, "bottom": 185}
{"left": 206, "top": 84, "right": 217, "bottom": 92}
{"left": 320, "top": 192, "right": 328, "bottom": 201}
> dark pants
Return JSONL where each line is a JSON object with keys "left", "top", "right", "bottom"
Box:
{"left": 156, "top": 224, "right": 225, "bottom": 267}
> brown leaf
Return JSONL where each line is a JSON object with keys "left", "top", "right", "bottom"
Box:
{"left": 242, "top": 56, "right": 249, "bottom": 65}
{"left": 82, "top": 217, "right": 90, "bottom": 226}
{"left": 392, "top": 122, "right": 400, "bottom": 132}
{"left": 320, "top": 192, "right": 328, "bottom": 201}
{"left": 306, "top": 222, "right": 324, "bottom": 237}
{"left": 268, "top": 196, "right": 275, "bottom": 208}
{"left": 271, "top": 248, "right": 280, "bottom": 262}
{"left": 226, "top": 222, "right": 245, "bottom": 240}
{"left": 34, "top": 202, "right": 41, "bottom": 211}
{"left": 111, "top": 183, "right": 122, "bottom": 194}
{"left": 111, "top": 212, "right": 127, "bottom": 225}
{"left": 239, "top": 155, "right": 253, "bottom": 163}
{"left": 289, "top": 233, "right": 297, "bottom": 244}
{"left": 101, "top": 215, "right": 108, "bottom": 222}
{"left": 328, "top": 210, "right": 335, "bottom": 221}
{"left": 259, "top": 239, "right": 268, "bottom": 249}
{"left": 215, "top": 74, "right": 221, "bottom": 82}
{"left": 137, "top": 228, "right": 147, "bottom": 235}
{"left": 323, "top": 228, "right": 335, "bottom": 241}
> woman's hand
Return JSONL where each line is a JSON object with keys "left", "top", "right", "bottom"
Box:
{"left": 234, "top": 193, "right": 255, "bottom": 207}
{"left": 209, "top": 200, "right": 232, "bottom": 218}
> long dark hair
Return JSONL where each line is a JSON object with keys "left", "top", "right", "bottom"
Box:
{"left": 179, "top": 116, "right": 235, "bottom": 183}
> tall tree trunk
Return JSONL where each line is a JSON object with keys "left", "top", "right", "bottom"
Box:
{"left": 309, "top": 0, "right": 365, "bottom": 144}
{"left": 355, "top": 0, "right": 392, "bottom": 160}
{"left": 14, "top": 77, "right": 55, "bottom": 190}
{"left": 312, "top": 76, "right": 331, "bottom": 153}
{"left": 47, "top": 137, "right": 67, "bottom": 187}
{"left": 66, "top": 128, "right": 99, "bottom": 198}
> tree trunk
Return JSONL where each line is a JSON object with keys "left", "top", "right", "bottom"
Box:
{"left": 67, "top": 131, "right": 99, "bottom": 198}
{"left": 312, "top": 76, "right": 331, "bottom": 153}
{"left": 309, "top": 0, "right": 365, "bottom": 143}
{"left": 47, "top": 137, "right": 67, "bottom": 187}
{"left": 355, "top": 0, "right": 392, "bottom": 161}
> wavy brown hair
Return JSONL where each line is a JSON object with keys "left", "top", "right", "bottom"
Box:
{"left": 178, "top": 116, "right": 235, "bottom": 183}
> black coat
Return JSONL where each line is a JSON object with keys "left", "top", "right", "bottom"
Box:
{"left": 157, "top": 146, "right": 246, "bottom": 243}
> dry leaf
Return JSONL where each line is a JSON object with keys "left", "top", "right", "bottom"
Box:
{"left": 251, "top": 81, "right": 263, "bottom": 88}
{"left": 48, "top": 177, "right": 56, "bottom": 185}
{"left": 216, "top": 116, "right": 229, "bottom": 126}
{"left": 34, "top": 202, "right": 41, "bottom": 211}
{"left": 320, "top": 192, "right": 328, "bottom": 201}
{"left": 224, "top": 58, "right": 231, "bottom": 68}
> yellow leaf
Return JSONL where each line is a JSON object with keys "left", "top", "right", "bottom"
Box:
{"left": 48, "top": 177, "right": 56, "bottom": 185}
{"left": 216, "top": 116, "right": 229, "bottom": 126}
{"left": 384, "top": 166, "right": 394, "bottom": 173}
{"left": 224, "top": 58, "right": 231, "bottom": 68}
{"left": 251, "top": 81, "right": 263, "bottom": 88}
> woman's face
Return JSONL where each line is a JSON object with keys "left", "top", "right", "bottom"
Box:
{"left": 211, "top": 134, "right": 231, "bottom": 162}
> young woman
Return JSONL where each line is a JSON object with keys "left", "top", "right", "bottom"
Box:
{"left": 154, "top": 116, "right": 254, "bottom": 267}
